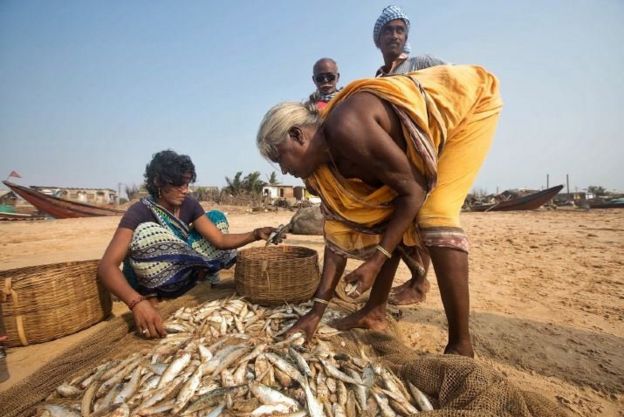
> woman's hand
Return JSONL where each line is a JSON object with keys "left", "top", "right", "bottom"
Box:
{"left": 132, "top": 300, "right": 166, "bottom": 338}
{"left": 284, "top": 310, "right": 323, "bottom": 342}
{"left": 254, "top": 227, "right": 286, "bottom": 244}
{"left": 343, "top": 258, "right": 384, "bottom": 298}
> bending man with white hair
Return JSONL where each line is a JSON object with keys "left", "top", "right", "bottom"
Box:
{"left": 257, "top": 64, "right": 503, "bottom": 357}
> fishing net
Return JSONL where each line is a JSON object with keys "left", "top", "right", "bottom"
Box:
{"left": 0, "top": 283, "right": 231, "bottom": 417}
{"left": 336, "top": 330, "right": 569, "bottom": 417}
{"left": 0, "top": 280, "right": 568, "bottom": 417}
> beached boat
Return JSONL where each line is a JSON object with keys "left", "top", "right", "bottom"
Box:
{"left": 469, "top": 185, "right": 564, "bottom": 212}
{"left": 587, "top": 198, "right": 624, "bottom": 209}
{"left": 2, "top": 181, "right": 125, "bottom": 219}
{"left": 0, "top": 211, "right": 45, "bottom": 221}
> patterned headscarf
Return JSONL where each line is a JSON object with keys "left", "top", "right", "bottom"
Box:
{"left": 373, "top": 5, "right": 411, "bottom": 53}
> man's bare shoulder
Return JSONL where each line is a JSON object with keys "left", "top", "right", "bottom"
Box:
{"left": 325, "top": 92, "right": 385, "bottom": 138}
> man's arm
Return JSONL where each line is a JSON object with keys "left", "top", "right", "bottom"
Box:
{"left": 326, "top": 92, "right": 427, "bottom": 256}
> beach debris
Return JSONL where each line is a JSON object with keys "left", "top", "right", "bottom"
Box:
{"left": 41, "top": 296, "right": 433, "bottom": 416}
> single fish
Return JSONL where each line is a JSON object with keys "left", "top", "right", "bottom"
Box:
{"left": 345, "top": 369, "right": 368, "bottom": 412}
{"left": 135, "top": 401, "right": 174, "bottom": 416}
{"left": 157, "top": 352, "right": 191, "bottom": 388}
{"left": 289, "top": 347, "right": 313, "bottom": 378}
{"left": 302, "top": 381, "right": 326, "bottom": 417}
{"left": 265, "top": 352, "right": 305, "bottom": 385}
{"left": 56, "top": 383, "right": 83, "bottom": 398}
{"left": 38, "top": 404, "right": 81, "bottom": 417}
{"left": 320, "top": 359, "right": 365, "bottom": 386}
{"left": 371, "top": 390, "right": 397, "bottom": 417}
{"left": 249, "top": 382, "right": 300, "bottom": 411}
{"left": 407, "top": 382, "right": 434, "bottom": 411}
{"left": 173, "top": 363, "right": 203, "bottom": 413}
{"left": 113, "top": 366, "right": 141, "bottom": 404}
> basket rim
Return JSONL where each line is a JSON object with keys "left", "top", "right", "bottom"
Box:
{"left": 0, "top": 259, "right": 100, "bottom": 275}
{"left": 236, "top": 245, "right": 317, "bottom": 258}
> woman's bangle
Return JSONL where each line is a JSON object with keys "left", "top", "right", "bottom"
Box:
{"left": 312, "top": 297, "right": 330, "bottom": 305}
{"left": 253, "top": 228, "right": 261, "bottom": 241}
{"left": 127, "top": 296, "right": 146, "bottom": 311}
{"left": 376, "top": 244, "right": 392, "bottom": 259}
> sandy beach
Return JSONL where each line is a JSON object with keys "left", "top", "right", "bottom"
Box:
{"left": 0, "top": 207, "right": 622, "bottom": 416}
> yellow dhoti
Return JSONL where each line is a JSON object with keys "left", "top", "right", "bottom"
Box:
{"left": 306, "top": 65, "right": 503, "bottom": 260}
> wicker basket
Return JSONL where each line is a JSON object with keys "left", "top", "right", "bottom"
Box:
{"left": 235, "top": 245, "right": 320, "bottom": 306}
{"left": 0, "top": 260, "right": 112, "bottom": 347}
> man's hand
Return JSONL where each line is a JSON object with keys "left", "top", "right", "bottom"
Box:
{"left": 132, "top": 301, "right": 166, "bottom": 338}
{"left": 343, "top": 258, "right": 384, "bottom": 298}
{"left": 284, "top": 310, "right": 323, "bottom": 342}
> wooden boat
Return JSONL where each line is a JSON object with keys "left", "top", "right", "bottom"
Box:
{"left": 2, "top": 181, "right": 125, "bottom": 219}
{"left": 587, "top": 199, "right": 624, "bottom": 209}
{"left": 0, "top": 211, "right": 45, "bottom": 221}
{"left": 469, "top": 185, "right": 564, "bottom": 212}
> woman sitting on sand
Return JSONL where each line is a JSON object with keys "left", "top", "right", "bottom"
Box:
{"left": 257, "top": 65, "right": 502, "bottom": 357}
{"left": 98, "top": 149, "right": 277, "bottom": 338}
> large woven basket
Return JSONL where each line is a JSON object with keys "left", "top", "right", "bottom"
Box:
{"left": 0, "top": 260, "right": 112, "bottom": 347}
{"left": 235, "top": 245, "right": 320, "bottom": 306}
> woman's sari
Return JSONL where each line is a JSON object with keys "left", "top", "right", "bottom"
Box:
{"left": 122, "top": 198, "right": 237, "bottom": 297}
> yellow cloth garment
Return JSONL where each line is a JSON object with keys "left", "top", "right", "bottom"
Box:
{"left": 307, "top": 65, "right": 502, "bottom": 259}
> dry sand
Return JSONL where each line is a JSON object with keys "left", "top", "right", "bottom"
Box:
{"left": 0, "top": 207, "right": 622, "bottom": 416}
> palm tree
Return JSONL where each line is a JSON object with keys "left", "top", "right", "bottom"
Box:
{"left": 224, "top": 171, "right": 243, "bottom": 195}
{"left": 267, "top": 171, "right": 280, "bottom": 186}
{"left": 242, "top": 171, "right": 266, "bottom": 194}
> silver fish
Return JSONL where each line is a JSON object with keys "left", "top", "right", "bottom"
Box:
{"left": 264, "top": 352, "right": 305, "bottom": 385}
{"left": 113, "top": 366, "right": 141, "bottom": 404}
{"left": 249, "top": 382, "right": 300, "bottom": 411}
{"left": 407, "top": 382, "right": 434, "bottom": 411}
{"left": 38, "top": 404, "right": 81, "bottom": 417}
{"left": 371, "top": 390, "right": 397, "bottom": 417}
{"left": 345, "top": 369, "right": 368, "bottom": 412}
{"left": 157, "top": 352, "right": 191, "bottom": 388}
{"left": 56, "top": 383, "right": 82, "bottom": 398}
{"left": 302, "top": 381, "right": 326, "bottom": 417}
{"left": 289, "top": 347, "right": 313, "bottom": 377}
{"left": 173, "top": 363, "right": 203, "bottom": 413}
{"left": 320, "top": 359, "right": 364, "bottom": 386}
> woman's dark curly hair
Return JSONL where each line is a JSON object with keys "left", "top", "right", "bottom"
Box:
{"left": 144, "top": 150, "right": 197, "bottom": 198}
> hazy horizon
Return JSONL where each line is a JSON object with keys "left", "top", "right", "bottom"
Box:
{"left": 2, "top": 1, "right": 623, "bottom": 194}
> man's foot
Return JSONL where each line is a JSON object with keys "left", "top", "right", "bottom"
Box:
{"left": 444, "top": 340, "right": 474, "bottom": 358}
{"left": 330, "top": 307, "right": 388, "bottom": 332}
{"left": 389, "top": 277, "right": 431, "bottom": 305}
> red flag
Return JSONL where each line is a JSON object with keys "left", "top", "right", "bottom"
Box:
{"left": 8, "top": 170, "right": 21, "bottom": 178}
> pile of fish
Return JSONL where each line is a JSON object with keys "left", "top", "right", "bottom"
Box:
{"left": 38, "top": 297, "right": 434, "bottom": 417}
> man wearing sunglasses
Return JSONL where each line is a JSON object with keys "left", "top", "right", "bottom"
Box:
{"left": 374, "top": 5, "right": 446, "bottom": 77}
{"left": 307, "top": 58, "right": 341, "bottom": 110}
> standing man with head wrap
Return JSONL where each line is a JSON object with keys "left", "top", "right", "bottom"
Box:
{"left": 371, "top": 5, "right": 449, "bottom": 306}
{"left": 374, "top": 5, "right": 447, "bottom": 77}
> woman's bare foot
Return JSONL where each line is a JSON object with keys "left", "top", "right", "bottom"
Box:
{"left": 444, "top": 340, "right": 474, "bottom": 358}
{"left": 330, "top": 307, "right": 388, "bottom": 332}
{"left": 389, "top": 277, "right": 431, "bottom": 305}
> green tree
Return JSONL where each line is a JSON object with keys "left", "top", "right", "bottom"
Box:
{"left": 267, "top": 171, "right": 280, "bottom": 186}
{"left": 587, "top": 185, "right": 606, "bottom": 196}
{"left": 224, "top": 171, "right": 243, "bottom": 195}
{"left": 242, "top": 171, "right": 266, "bottom": 194}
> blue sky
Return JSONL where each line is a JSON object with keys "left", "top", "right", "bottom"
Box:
{"left": 1, "top": 1, "right": 623, "bottom": 193}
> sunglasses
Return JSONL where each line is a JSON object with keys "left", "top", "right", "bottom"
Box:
{"left": 314, "top": 73, "right": 337, "bottom": 83}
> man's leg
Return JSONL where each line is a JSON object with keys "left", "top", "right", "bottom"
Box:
{"left": 390, "top": 247, "right": 431, "bottom": 305}
{"left": 332, "top": 251, "right": 401, "bottom": 332}
{"left": 429, "top": 246, "right": 473, "bottom": 357}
